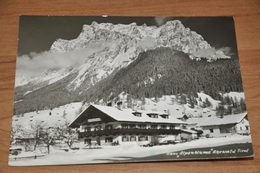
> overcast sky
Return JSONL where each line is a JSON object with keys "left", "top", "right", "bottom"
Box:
{"left": 17, "top": 16, "right": 238, "bottom": 56}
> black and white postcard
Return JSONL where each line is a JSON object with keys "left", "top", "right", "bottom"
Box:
{"left": 9, "top": 16, "right": 253, "bottom": 166}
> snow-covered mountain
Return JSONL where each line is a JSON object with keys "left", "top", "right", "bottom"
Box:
{"left": 14, "top": 20, "right": 236, "bottom": 115}
{"left": 17, "top": 20, "right": 230, "bottom": 89}
{"left": 50, "top": 20, "right": 225, "bottom": 58}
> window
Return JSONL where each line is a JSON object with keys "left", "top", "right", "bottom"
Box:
{"left": 122, "top": 124, "right": 128, "bottom": 129}
{"left": 160, "top": 115, "right": 169, "bottom": 119}
{"left": 122, "top": 136, "right": 129, "bottom": 142}
{"left": 133, "top": 112, "right": 142, "bottom": 117}
{"left": 148, "top": 114, "right": 158, "bottom": 118}
{"left": 85, "top": 127, "right": 91, "bottom": 132}
{"left": 138, "top": 136, "right": 148, "bottom": 141}
{"left": 84, "top": 139, "right": 91, "bottom": 144}
{"left": 130, "top": 136, "right": 136, "bottom": 141}
{"left": 246, "top": 126, "right": 249, "bottom": 130}
{"left": 220, "top": 127, "right": 233, "bottom": 133}
{"left": 138, "top": 124, "right": 146, "bottom": 129}
{"left": 95, "top": 125, "right": 102, "bottom": 131}
{"left": 210, "top": 129, "right": 214, "bottom": 133}
{"left": 151, "top": 125, "right": 157, "bottom": 129}
{"left": 105, "top": 137, "right": 113, "bottom": 143}
{"left": 170, "top": 125, "right": 175, "bottom": 129}
{"left": 129, "top": 124, "right": 136, "bottom": 129}
{"left": 160, "top": 125, "right": 167, "bottom": 129}
{"left": 105, "top": 124, "right": 113, "bottom": 130}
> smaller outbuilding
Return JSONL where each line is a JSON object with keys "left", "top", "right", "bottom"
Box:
{"left": 196, "top": 112, "right": 250, "bottom": 137}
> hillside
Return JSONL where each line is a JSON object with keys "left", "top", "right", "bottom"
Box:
{"left": 81, "top": 47, "right": 243, "bottom": 104}
{"left": 13, "top": 47, "right": 243, "bottom": 115}
{"left": 14, "top": 19, "right": 237, "bottom": 115}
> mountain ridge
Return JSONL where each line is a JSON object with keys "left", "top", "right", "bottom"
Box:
{"left": 14, "top": 47, "right": 243, "bottom": 115}
{"left": 80, "top": 47, "right": 243, "bottom": 104}
{"left": 16, "top": 20, "right": 230, "bottom": 89}
{"left": 14, "top": 20, "right": 236, "bottom": 114}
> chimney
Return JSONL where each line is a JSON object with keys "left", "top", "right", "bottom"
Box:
{"left": 164, "top": 109, "right": 169, "bottom": 115}
{"left": 107, "top": 101, "right": 112, "bottom": 107}
{"left": 132, "top": 103, "right": 137, "bottom": 111}
{"left": 117, "top": 101, "right": 123, "bottom": 110}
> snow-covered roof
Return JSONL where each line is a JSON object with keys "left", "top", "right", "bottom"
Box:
{"left": 196, "top": 112, "right": 247, "bottom": 127}
{"left": 93, "top": 104, "right": 186, "bottom": 124}
{"left": 159, "top": 135, "right": 177, "bottom": 142}
{"left": 69, "top": 104, "right": 186, "bottom": 127}
{"left": 10, "top": 146, "right": 23, "bottom": 150}
{"left": 186, "top": 118, "right": 204, "bottom": 125}
{"left": 181, "top": 129, "right": 198, "bottom": 134}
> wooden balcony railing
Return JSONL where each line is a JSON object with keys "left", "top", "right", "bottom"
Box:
{"left": 79, "top": 128, "right": 182, "bottom": 138}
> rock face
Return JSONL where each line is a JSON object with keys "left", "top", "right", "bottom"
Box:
{"left": 50, "top": 20, "right": 213, "bottom": 55}
{"left": 16, "top": 20, "right": 231, "bottom": 96}
{"left": 42, "top": 20, "right": 228, "bottom": 89}
{"left": 14, "top": 20, "right": 238, "bottom": 115}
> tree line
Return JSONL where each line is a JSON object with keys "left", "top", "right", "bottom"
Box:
{"left": 81, "top": 47, "right": 244, "bottom": 105}
{"left": 13, "top": 47, "right": 245, "bottom": 115}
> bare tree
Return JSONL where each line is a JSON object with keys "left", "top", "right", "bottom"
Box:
{"left": 28, "top": 120, "right": 57, "bottom": 154}
{"left": 41, "top": 127, "right": 56, "bottom": 154}
{"left": 55, "top": 117, "right": 78, "bottom": 149}
{"left": 28, "top": 120, "right": 47, "bottom": 151}
{"left": 10, "top": 122, "right": 23, "bottom": 145}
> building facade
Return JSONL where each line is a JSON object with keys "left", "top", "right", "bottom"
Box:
{"left": 69, "top": 104, "right": 186, "bottom": 148}
{"left": 196, "top": 112, "right": 250, "bottom": 138}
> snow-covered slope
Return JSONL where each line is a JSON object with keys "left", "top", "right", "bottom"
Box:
{"left": 15, "top": 74, "right": 29, "bottom": 87}
{"left": 197, "top": 92, "right": 221, "bottom": 109}
{"left": 12, "top": 102, "right": 83, "bottom": 128}
{"left": 114, "top": 93, "right": 224, "bottom": 119}
{"left": 50, "top": 20, "right": 229, "bottom": 60}
{"left": 14, "top": 20, "right": 235, "bottom": 115}
{"left": 223, "top": 92, "right": 246, "bottom": 101}
{"left": 16, "top": 20, "right": 231, "bottom": 92}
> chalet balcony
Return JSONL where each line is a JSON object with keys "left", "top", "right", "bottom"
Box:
{"left": 79, "top": 128, "right": 182, "bottom": 138}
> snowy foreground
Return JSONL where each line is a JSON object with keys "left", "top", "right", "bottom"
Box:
{"left": 9, "top": 135, "right": 252, "bottom": 166}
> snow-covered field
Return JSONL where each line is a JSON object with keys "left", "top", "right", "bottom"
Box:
{"left": 142, "top": 94, "right": 218, "bottom": 119}
{"left": 10, "top": 92, "right": 249, "bottom": 166}
{"left": 9, "top": 134, "right": 252, "bottom": 166}
{"left": 12, "top": 102, "right": 83, "bottom": 128}
{"left": 13, "top": 92, "right": 245, "bottom": 128}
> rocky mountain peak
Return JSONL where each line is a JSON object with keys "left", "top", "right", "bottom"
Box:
{"left": 20, "top": 20, "right": 231, "bottom": 93}
{"left": 49, "top": 20, "right": 229, "bottom": 61}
